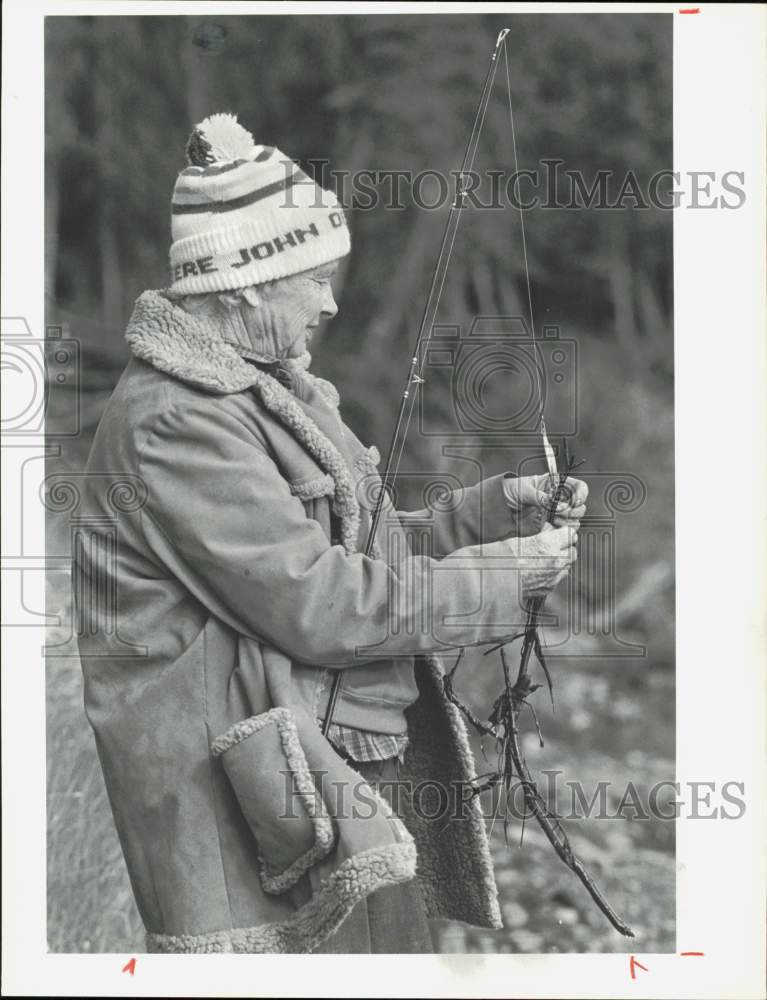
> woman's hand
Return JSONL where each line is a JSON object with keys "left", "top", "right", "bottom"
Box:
{"left": 503, "top": 523, "right": 578, "bottom": 600}
{"left": 503, "top": 473, "right": 588, "bottom": 536}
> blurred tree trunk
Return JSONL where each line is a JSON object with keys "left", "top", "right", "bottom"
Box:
{"left": 334, "top": 132, "right": 374, "bottom": 300}
{"left": 43, "top": 17, "right": 79, "bottom": 311}
{"left": 99, "top": 209, "right": 122, "bottom": 335}
{"left": 182, "top": 20, "right": 213, "bottom": 123}
{"left": 499, "top": 269, "right": 525, "bottom": 325}
{"left": 471, "top": 253, "right": 498, "bottom": 317}
{"left": 368, "top": 209, "right": 444, "bottom": 343}
{"left": 45, "top": 153, "right": 60, "bottom": 306}
{"left": 637, "top": 270, "right": 670, "bottom": 368}
{"left": 95, "top": 21, "right": 124, "bottom": 344}
{"left": 607, "top": 221, "right": 639, "bottom": 364}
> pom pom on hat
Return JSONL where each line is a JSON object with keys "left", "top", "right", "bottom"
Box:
{"left": 170, "top": 111, "right": 351, "bottom": 295}
{"left": 185, "top": 112, "right": 257, "bottom": 166}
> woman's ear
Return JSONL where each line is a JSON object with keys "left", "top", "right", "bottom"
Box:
{"left": 240, "top": 286, "right": 261, "bottom": 308}
{"left": 218, "top": 286, "right": 261, "bottom": 310}
{"left": 218, "top": 290, "right": 244, "bottom": 310}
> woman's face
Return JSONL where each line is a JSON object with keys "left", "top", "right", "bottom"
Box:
{"left": 240, "top": 261, "right": 340, "bottom": 359}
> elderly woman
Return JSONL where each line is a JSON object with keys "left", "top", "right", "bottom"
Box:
{"left": 74, "top": 114, "right": 585, "bottom": 954}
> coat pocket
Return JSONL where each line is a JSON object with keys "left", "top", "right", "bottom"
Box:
{"left": 210, "top": 707, "right": 336, "bottom": 895}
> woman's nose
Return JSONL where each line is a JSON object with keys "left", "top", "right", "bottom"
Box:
{"left": 321, "top": 287, "right": 338, "bottom": 319}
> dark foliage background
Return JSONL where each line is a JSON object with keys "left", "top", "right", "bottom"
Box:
{"left": 45, "top": 12, "right": 675, "bottom": 954}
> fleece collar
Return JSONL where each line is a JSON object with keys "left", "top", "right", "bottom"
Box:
{"left": 125, "top": 289, "right": 367, "bottom": 554}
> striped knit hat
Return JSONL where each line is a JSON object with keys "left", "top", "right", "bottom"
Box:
{"left": 169, "top": 113, "right": 350, "bottom": 295}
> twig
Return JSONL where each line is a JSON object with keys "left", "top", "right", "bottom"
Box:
{"left": 504, "top": 686, "right": 635, "bottom": 937}
{"left": 440, "top": 444, "right": 635, "bottom": 938}
{"left": 443, "top": 649, "right": 497, "bottom": 738}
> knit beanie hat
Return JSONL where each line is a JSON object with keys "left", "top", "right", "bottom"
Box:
{"left": 169, "top": 113, "right": 350, "bottom": 295}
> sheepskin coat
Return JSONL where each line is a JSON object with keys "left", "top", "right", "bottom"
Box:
{"left": 73, "top": 289, "right": 526, "bottom": 953}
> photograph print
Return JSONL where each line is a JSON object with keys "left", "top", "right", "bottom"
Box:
{"left": 42, "top": 10, "right": 677, "bottom": 956}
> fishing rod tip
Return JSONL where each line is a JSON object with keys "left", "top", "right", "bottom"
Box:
{"left": 496, "top": 28, "right": 510, "bottom": 43}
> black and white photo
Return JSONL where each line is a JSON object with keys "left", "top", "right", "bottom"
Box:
{"left": 2, "top": 2, "right": 765, "bottom": 997}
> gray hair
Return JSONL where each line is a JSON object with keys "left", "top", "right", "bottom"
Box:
{"left": 167, "top": 285, "right": 263, "bottom": 316}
